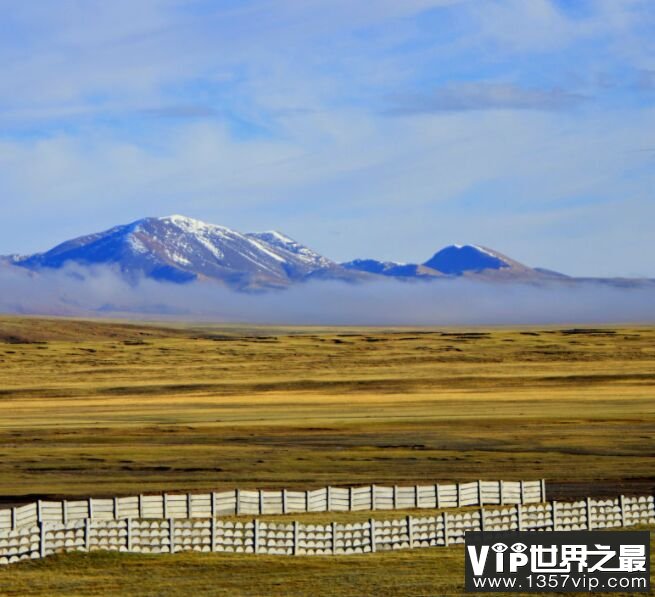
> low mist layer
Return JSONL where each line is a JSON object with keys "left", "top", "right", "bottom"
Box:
{"left": 1, "top": 263, "right": 654, "bottom": 325}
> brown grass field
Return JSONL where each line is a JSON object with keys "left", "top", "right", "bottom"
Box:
{"left": 0, "top": 316, "right": 653, "bottom": 595}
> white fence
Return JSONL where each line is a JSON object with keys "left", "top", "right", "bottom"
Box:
{"left": 0, "top": 479, "right": 545, "bottom": 532}
{"left": 2, "top": 494, "right": 653, "bottom": 565}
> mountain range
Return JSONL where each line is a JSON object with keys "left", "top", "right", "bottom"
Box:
{"left": 3, "top": 214, "right": 571, "bottom": 290}
{"left": 3, "top": 215, "right": 651, "bottom": 291}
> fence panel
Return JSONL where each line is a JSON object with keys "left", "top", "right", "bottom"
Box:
{"left": 416, "top": 485, "right": 437, "bottom": 509}
{"left": 0, "top": 509, "right": 12, "bottom": 532}
{"left": 14, "top": 504, "right": 38, "bottom": 528}
{"left": 0, "top": 479, "right": 546, "bottom": 532}
{"left": 438, "top": 484, "right": 458, "bottom": 508}
{"left": 214, "top": 491, "right": 235, "bottom": 516}
{"left": 351, "top": 486, "right": 372, "bottom": 511}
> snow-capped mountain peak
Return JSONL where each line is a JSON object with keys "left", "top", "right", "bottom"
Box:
{"left": 13, "top": 215, "right": 340, "bottom": 288}
{"left": 343, "top": 244, "right": 534, "bottom": 279}
{"left": 423, "top": 244, "right": 515, "bottom": 275}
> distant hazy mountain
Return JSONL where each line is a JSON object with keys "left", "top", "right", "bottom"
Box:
{"left": 342, "top": 244, "right": 559, "bottom": 280}
{"left": 424, "top": 244, "right": 514, "bottom": 274}
{"left": 9, "top": 215, "right": 650, "bottom": 292}
{"left": 341, "top": 259, "right": 442, "bottom": 278}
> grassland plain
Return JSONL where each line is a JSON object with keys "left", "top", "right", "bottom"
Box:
{"left": 0, "top": 316, "right": 654, "bottom": 595}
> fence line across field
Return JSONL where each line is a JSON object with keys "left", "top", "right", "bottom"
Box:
{"left": 1, "top": 493, "right": 653, "bottom": 565}
{"left": 0, "top": 479, "right": 545, "bottom": 533}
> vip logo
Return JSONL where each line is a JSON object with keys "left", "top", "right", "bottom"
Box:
{"left": 465, "top": 531, "right": 650, "bottom": 593}
{"left": 468, "top": 541, "right": 530, "bottom": 574}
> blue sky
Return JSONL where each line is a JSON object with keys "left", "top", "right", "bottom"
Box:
{"left": 0, "top": 0, "right": 654, "bottom": 277}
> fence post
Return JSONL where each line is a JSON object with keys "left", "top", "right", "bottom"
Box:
{"left": 516, "top": 504, "right": 523, "bottom": 531}
{"left": 235, "top": 489, "right": 240, "bottom": 516}
{"left": 480, "top": 507, "right": 486, "bottom": 532}
{"left": 258, "top": 489, "right": 264, "bottom": 515}
{"left": 113, "top": 497, "right": 119, "bottom": 520}
{"left": 393, "top": 485, "right": 398, "bottom": 510}
{"left": 519, "top": 481, "right": 525, "bottom": 505}
{"left": 540, "top": 479, "right": 546, "bottom": 503}
{"left": 37, "top": 500, "right": 42, "bottom": 524}
{"left": 435, "top": 483, "right": 440, "bottom": 509}
{"left": 253, "top": 519, "right": 259, "bottom": 554}
{"left": 478, "top": 480, "right": 483, "bottom": 506}
{"left": 211, "top": 517, "right": 216, "bottom": 552}
{"left": 327, "top": 486, "right": 332, "bottom": 512}
{"left": 163, "top": 494, "right": 168, "bottom": 519}
{"left": 88, "top": 497, "right": 94, "bottom": 520}
{"left": 371, "top": 485, "right": 376, "bottom": 511}
{"left": 586, "top": 497, "right": 593, "bottom": 530}
{"left": 443, "top": 512, "right": 449, "bottom": 547}
{"left": 415, "top": 485, "right": 419, "bottom": 509}
{"left": 349, "top": 487, "right": 353, "bottom": 512}
{"left": 457, "top": 483, "right": 462, "bottom": 508}
{"left": 169, "top": 518, "right": 175, "bottom": 553}
{"left": 282, "top": 489, "right": 288, "bottom": 514}
{"left": 11, "top": 506, "right": 16, "bottom": 531}
{"left": 407, "top": 515, "right": 414, "bottom": 549}
{"left": 619, "top": 495, "right": 626, "bottom": 528}
{"left": 331, "top": 521, "right": 337, "bottom": 554}
{"left": 211, "top": 492, "right": 216, "bottom": 518}
{"left": 305, "top": 490, "right": 309, "bottom": 513}
{"left": 84, "top": 517, "right": 91, "bottom": 551}
{"left": 370, "top": 518, "right": 376, "bottom": 553}
{"left": 499, "top": 480, "right": 504, "bottom": 506}
{"left": 62, "top": 500, "right": 68, "bottom": 525}
{"left": 552, "top": 501, "right": 558, "bottom": 531}
{"left": 187, "top": 493, "right": 193, "bottom": 518}
{"left": 138, "top": 495, "right": 143, "bottom": 519}
{"left": 39, "top": 520, "right": 46, "bottom": 558}
{"left": 292, "top": 521, "right": 299, "bottom": 556}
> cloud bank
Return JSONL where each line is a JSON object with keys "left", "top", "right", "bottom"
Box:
{"left": 1, "top": 264, "right": 654, "bottom": 326}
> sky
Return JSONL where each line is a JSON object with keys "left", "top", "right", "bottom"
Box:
{"left": 0, "top": 0, "right": 654, "bottom": 277}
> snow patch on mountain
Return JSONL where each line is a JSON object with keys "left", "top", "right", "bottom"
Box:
{"left": 470, "top": 244, "right": 499, "bottom": 259}
{"left": 247, "top": 230, "right": 332, "bottom": 268}
{"left": 245, "top": 237, "right": 287, "bottom": 263}
{"left": 127, "top": 235, "right": 148, "bottom": 255}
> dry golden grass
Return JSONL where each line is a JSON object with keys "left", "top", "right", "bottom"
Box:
{"left": 1, "top": 317, "right": 654, "bottom": 595}
{"left": 0, "top": 318, "right": 653, "bottom": 503}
